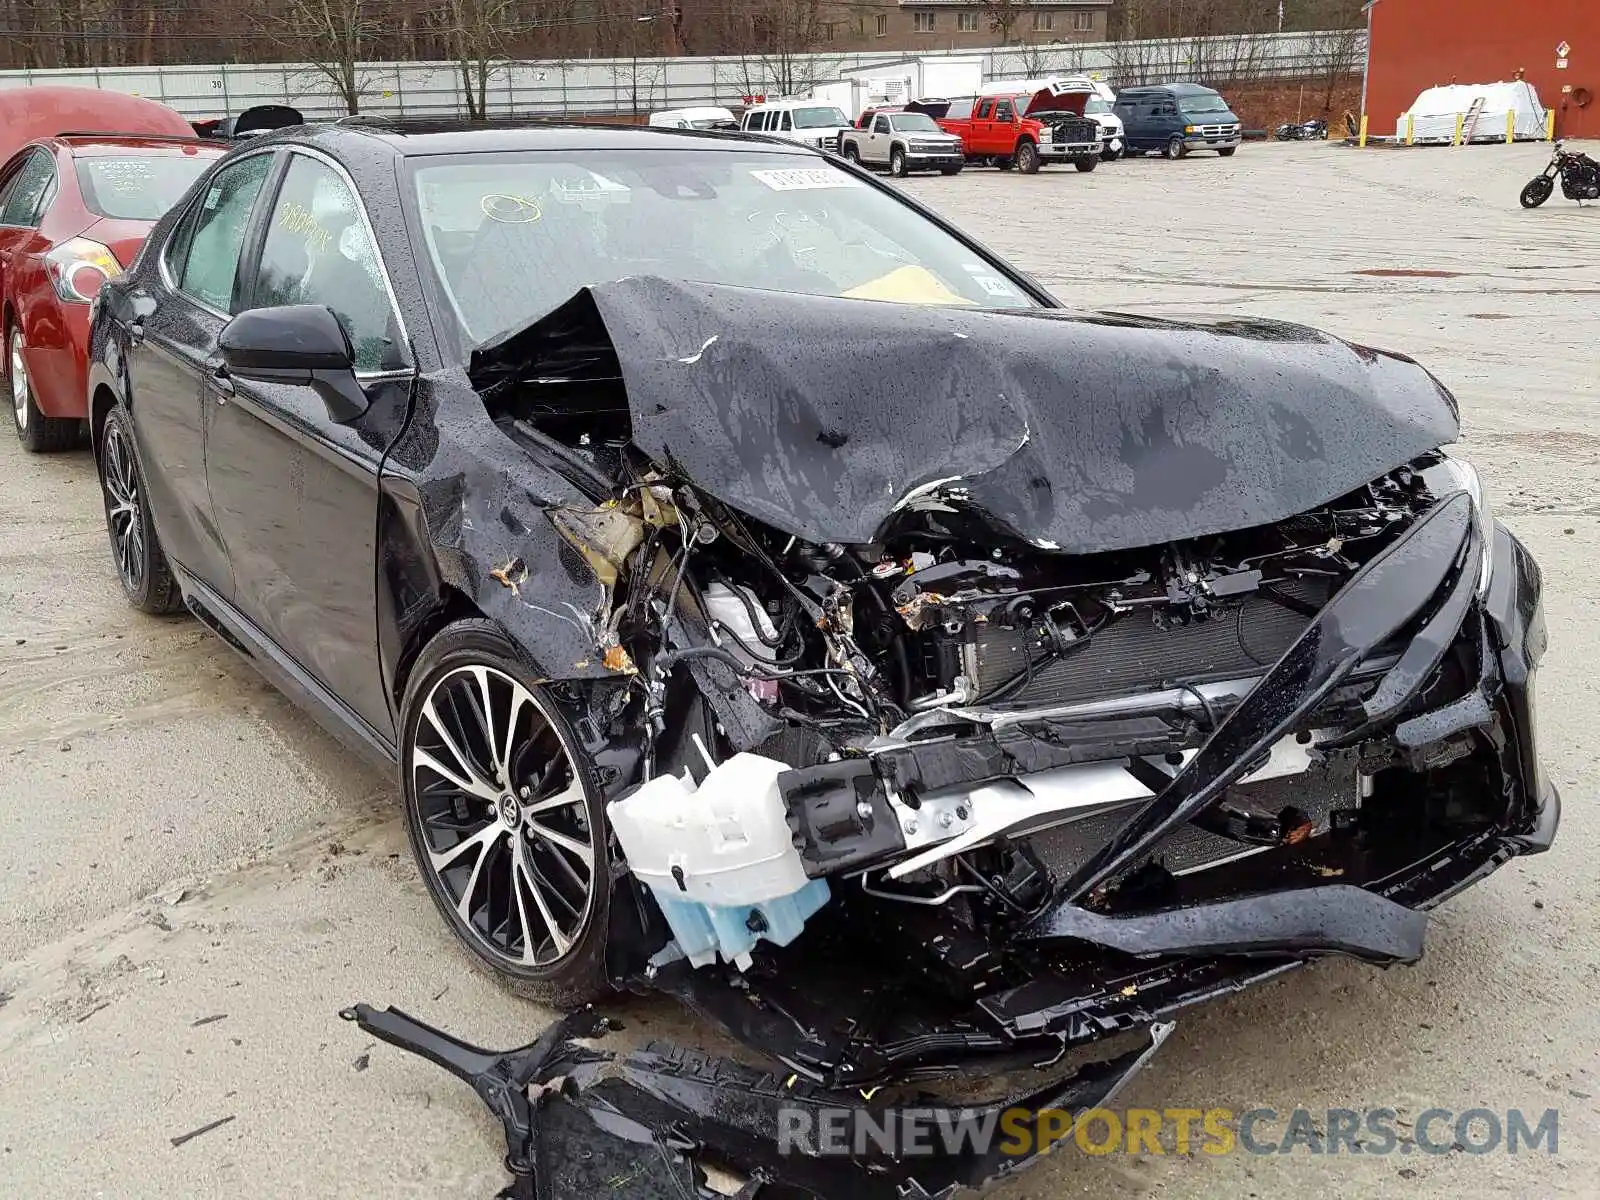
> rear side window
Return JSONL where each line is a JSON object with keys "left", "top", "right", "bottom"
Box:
{"left": 778, "top": 111, "right": 793, "bottom": 131}
{"left": 76, "top": 155, "right": 214, "bottom": 221}
{"left": 173, "top": 152, "right": 273, "bottom": 313}
{"left": 0, "top": 151, "right": 57, "bottom": 227}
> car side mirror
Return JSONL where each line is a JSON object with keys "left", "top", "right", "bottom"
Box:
{"left": 218, "top": 304, "right": 369, "bottom": 424}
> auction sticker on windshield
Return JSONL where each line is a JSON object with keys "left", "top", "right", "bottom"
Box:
{"left": 750, "top": 168, "right": 864, "bottom": 191}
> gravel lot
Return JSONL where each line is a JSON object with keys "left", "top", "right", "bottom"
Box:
{"left": 1, "top": 140, "right": 1596, "bottom": 1198}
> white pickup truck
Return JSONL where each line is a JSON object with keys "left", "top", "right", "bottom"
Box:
{"left": 839, "top": 111, "right": 965, "bottom": 177}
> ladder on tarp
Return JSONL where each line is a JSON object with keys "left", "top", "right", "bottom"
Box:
{"left": 1458, "top": 96, "right": 1486, "bottom": 144}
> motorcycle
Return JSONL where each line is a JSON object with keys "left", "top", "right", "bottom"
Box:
{"left": 1274, "top": 118, "right": 1328, "bottom": 141}
{"left": 1521, "top": 141, "right": 1600, "bottom": 208}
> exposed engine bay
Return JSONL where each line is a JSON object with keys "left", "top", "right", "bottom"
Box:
{"left": 376, "top": 277, "right": 1557, "bottom": 1197}
{"left": 554, "top": 449, "right": 1491, "bottom": 985}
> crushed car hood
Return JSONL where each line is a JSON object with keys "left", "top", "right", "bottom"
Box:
{"left": 470, "top": 276, "right": 1461, "bottom": 553}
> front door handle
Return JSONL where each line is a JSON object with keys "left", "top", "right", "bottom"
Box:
{"left": 203, "top": 356, "right": 234, "bottom": 399}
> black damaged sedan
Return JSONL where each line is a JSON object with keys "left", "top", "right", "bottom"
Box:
{"left": 87, "top": 122, "right": 1557, "bottom": 1198}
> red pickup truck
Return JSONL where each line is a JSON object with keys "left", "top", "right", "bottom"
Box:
{"left": 929, "top": 93, "right": 1102, "bottom": 174}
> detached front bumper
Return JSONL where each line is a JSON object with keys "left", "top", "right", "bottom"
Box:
{"left": 347, "top": 1002, "right": 1175, "bottom": 1200}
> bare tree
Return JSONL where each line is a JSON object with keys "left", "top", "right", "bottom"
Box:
{"left": 979, "top": 0, "right": 1026, "bottom": 45}
{"left": 271, "top": 0, "right": 381, "bottom": 114}
{"left": 1297, "top": 0, "right": 1365, "bottom": 109}
{"left": 426, "top": 0, "right": 518, "bottom": 119}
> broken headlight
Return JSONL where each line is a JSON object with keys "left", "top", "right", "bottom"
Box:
{"left": 1423, "top": 455, "right": 1496, "bottom": 596}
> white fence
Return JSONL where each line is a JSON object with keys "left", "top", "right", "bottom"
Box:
{"left": 0, "top": 31, "right": 1364, "bottom": 121}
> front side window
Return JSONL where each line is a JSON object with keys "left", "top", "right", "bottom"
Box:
{"left": 408, "top": 149, "right": 1037, "bottom": 356}
{"left": 0, "top": 151, "right": 57, "bottom": 227}
{"left": 252, "top": 154, "right": 402, "bottom": 372}
{"left": 873, "top": 116, "right": 891, "bottom": 134}
{"left": 76, "top": 154, "right": 215, "bottom": 221}
{"left": 176, "top": 152, "right": 273, "bottom": 313}
{"left": 994, "top": 100, "right": 1015, "bottom": 122}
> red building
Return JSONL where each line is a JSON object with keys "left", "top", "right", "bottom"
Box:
{"left": 1364, "top": 0, "right": 1599, "bottom": 139}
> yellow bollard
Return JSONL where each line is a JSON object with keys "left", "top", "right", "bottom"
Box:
{"left": 1359, "top": 113, "right": 1369, "bottom": 148}
{"left": 1506, "top": 109, "right": 1516, "bottom": 143}
{"left": 1454, "top": 112, "right": 1464, "bottom": 145}
{"left": 1546, "top": 109, "right": 1556, "bottom": 140}
{"left": 1406, "top": 113, "right": 1414, "bottom": 145}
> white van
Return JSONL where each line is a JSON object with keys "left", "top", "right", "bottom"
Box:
{"left": 739, "top": 98, "right": 854, "bottom": 154}
{"left": 648, "top": 106, "right": 740, "bottom": 132}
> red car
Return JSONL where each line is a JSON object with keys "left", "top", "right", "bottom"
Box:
{"left": 1, "top": 131, "right": 224, "bottom": 450}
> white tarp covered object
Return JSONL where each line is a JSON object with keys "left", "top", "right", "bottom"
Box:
{"left": 1398, "top": 80, "right": 1547, "bottom": 143}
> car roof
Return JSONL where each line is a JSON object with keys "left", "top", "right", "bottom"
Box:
{"left": 259, "top": 120, "right": 820, "bottom": 159}
{"left": 1119, "top": 83, "right": 1217, "bottom": 96}
{"left": 743, "top": 98, "right": 841, "bottom": 110}
{"left": 51, "top": 134, "right": 227, "bottom": 158}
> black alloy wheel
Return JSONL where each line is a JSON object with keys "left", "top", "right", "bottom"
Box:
{"left": 98, "top": 406, "right": 181, "bottom": 613}
{"left": 401, "top": 621, "right": 610, "bottom": 1006}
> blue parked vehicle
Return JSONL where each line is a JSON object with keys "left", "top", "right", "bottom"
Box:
{"left": 1113, "top": 83, "right": 1243, "bottom": 158}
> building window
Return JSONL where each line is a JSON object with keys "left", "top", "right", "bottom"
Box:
{"left": 875, "top": 13, "right": 887, "bottom": 35}
{"left": 1032, "top": 11, "right": 1053, "bottom": 32}
{"left": 1073, "top": 10, "right": 1094, "bottom": 31}
{"left": 913, "top": 10, "right": 935, "bottom": 32}
{"left": 957, "top": 11, "right": 978, "bottom": 31}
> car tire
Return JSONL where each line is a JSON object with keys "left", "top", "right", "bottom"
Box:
{"left": 1102, "top": 147, "right": 1123, "bottom": 162}
{"left": 844, "top": 144, "right": 861, "bottom": 164}
{"left": 940, "top": 165, "right": 963, "bottom": 176}
{"left": 1074, "top": 155, "right": 1099, "bottom": 172}
{"left": 1164, "top": 136, "right": 1188, "bottom": 160}
{"left": 400, "top": 619, "right": 613, "bottom": 1009}
{"left": 890, "top": 147, "right": 908, "bottom": 177}
{"left": 97, "top": 404, "right": 183, "bottom": 615}
{"left": 995, "top": 156, "right": 1015, "bottom": 171}
{"left": 1218, "top": 147, "right": 1238, "bottom": 157}
{"left": 9, "top": 325, "right": 80, "bottom": 453}
{"left": 1015, "top": 141, "right": 1041, "bottom": 174}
